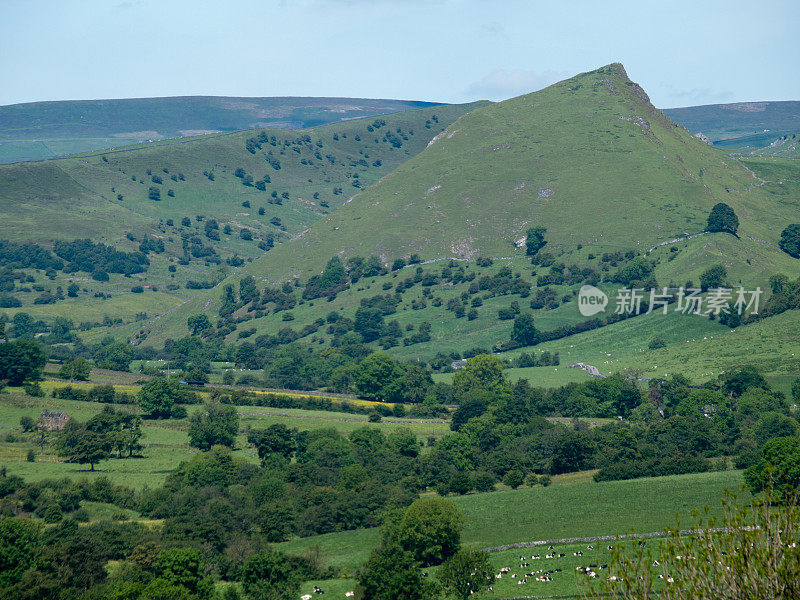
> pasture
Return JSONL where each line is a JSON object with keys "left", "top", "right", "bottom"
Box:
{"left": 276, "top": 469, "right": 746, "bottom": 572}
{"left": 0, "top": 387, "right": 449, "bottom": 488}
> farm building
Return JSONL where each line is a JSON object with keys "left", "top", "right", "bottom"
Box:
{"left": 39, "top": 410, "right": 71, "bottom": 430}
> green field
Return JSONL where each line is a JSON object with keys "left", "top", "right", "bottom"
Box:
{"left": 276, "top": 469, "right": 746, "bottom": 571}
{"left": 0, "top": 389, "right": 450, "bottom": 488}
{"left": 495, "top": 307, "right": 800, "bottom": 385}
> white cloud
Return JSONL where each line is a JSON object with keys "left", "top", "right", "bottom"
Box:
{"left": 464, "top": 68, "right": 569, "bottom": 101}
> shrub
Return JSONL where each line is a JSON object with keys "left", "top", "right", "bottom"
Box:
{"left": 473, "top": 472, "right": 496, "bottom": 493}
{"left": 503, "top": 469, "right": 524, "bottom": 489}
{"left": 706, "top": 202, "right": 739, "bottom": 235}
{"left": 779, "top": 224, "right": 800, "bottom": 258}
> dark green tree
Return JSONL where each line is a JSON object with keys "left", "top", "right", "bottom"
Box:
{"left": 706, "top": 202, "right": 739, "bottom": 236}
{"left": 0, "top": 339, "right": 46, "bottom": 385}
{"left": 753, "top": 412, "right": 800, "bottom": 446}
{"left": 437, "top": 548, "right": 494, "bottom": 600}
{"left": 138, "top": 377, "right": 179, "bottom": 419}
{"left": 188, "top": 401, "right": 240, "bottom": 451}
{"left": 58, "top": 357, "right": 91, "bottom": 381}
{"left": 93, "top": 341, "right": 135, "bottom": 371}
{"left": 11, "top": 312, "right": 35, "bottom": 339}
{"left": 0, "top": 517, "right": 41, "bottom": 588}
{"left": 779, "top": 224, "right": 800, "bottom": 258}
{"left": 239, "top": 549, "right": 300, "bottom": 600}
{"left": 56, "top": 421, "right": 111, "bottom": 471}
{"left": 48, "top": 317, "right": 75, "bottom": 343}
{"left": 154, "top": 547, "right": 214, "bottom": 598}
{"left": 503, "top": 469, "right": 524, "bottom": 489}
{"left": 239, "top": 275, "right": 259, "bottom": 304}
{"left": 356, "top": 538, "right": 436, "bottom": 600}
{"left": 354, "top": 352, "right": 405, "bottom": 402}
{"left": 354, "top": 307, "right": 384, "bottom": 343}
{"left": 248, "top": 423, "right": 296, "bottom": 462}
{"left": 525, "top": 226, "right": 547, "bottom": 255}
{"left": 394, "top": 497, "right": 464, "bottom": 566}
{"left": 219, "top": 284, "right": 237, "bottom": 318}
{"left": 744, "top": 436, "right": 800, "bottom": 502}
{"left": 511, "top": 313, "right": 539, "bottom": 346}
{"left": 187, "top": 313, "right": 212, "bottom": 336}
{"left": 699, "top": 264, "right": 727, "bottom": 291}
{"left": 722, "top": 365, "right": 768, "bottom": 397}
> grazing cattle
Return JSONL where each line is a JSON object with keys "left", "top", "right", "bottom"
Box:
{"left": 301, "top": 596, "right": 312, "bottom": 600}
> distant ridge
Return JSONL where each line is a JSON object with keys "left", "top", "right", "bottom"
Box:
{"left": 0, "top": 96, "right": 444, "bottom": 163}
{"left": 663, "top": 100, "right": 800, "bottom": 148}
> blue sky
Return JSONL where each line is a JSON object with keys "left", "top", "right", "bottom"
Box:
{"left": 1, "top": 0, "right": 797, "bottom": 108}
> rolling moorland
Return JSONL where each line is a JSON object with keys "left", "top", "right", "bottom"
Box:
{"left": 0, "top": 62, "right": 799, "bottom": 599}
{"left": 662, "top": 100, "right": 800, "bottom": 148}
{"left": 0, "top": 96, "right": 442, "bottom": 163}
{"left": 2, "top": 92, "right": 796, "bottom": 164}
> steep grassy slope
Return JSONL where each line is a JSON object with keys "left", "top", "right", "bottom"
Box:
{"left": 0, "top": 96, "right": 442, "bottom": 163}
{"left": 135, "top": 64, "right": 800, "bottom": 349}
{"left": 663, "top": 100, "right": 800, "bottom": 145}
{"left": 229, "top": 64, "right": 791, "bottom": 280}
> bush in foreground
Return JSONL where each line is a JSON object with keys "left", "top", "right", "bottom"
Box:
{"left": 588, "top": 489, "right": 799, "bottom": 600}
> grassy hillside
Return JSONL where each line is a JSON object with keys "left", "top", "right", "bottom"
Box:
{"left": 498, "top": 307, "right": 800, "bottom": 385}
{"left": 3, "top": 64, "right": 799, "bottom": 380}
{"left": 0, "top": 96, "right": 443, "bottom": 163}
{"left": 211, "top": 63, "right": 796, "bottom": 279}
{"left": 663, "top": 100, "right": 800, "bottom": 146}
{"left": 0, "top": 102, "right": 483, "bottom": 330}
{"left": 276, "top": 469, "right": 745, "bottom": 569}
{"left": 129, "top": 63, "right": 800, "bottom": 356}
{"left": 743, "top": 132, "right": 800, "bottom": 157}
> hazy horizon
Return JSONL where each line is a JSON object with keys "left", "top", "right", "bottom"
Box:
{"left": 1, "top": 0, "right": 798, "bottom": 109}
